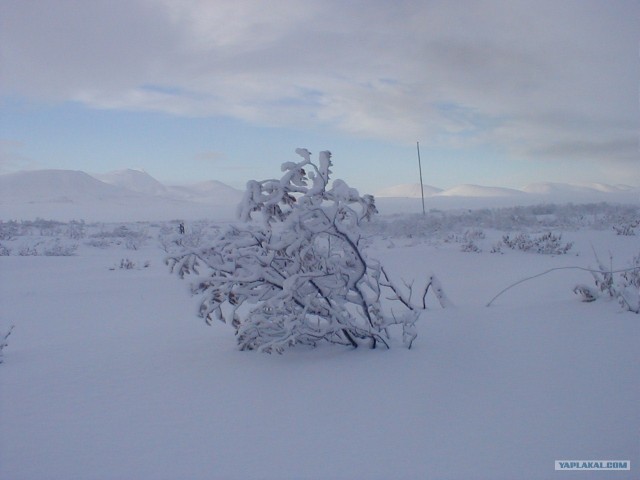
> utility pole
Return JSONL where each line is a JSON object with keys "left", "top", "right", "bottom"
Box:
{"left": 416, "top": 141, "right": 426, "bottom": 215}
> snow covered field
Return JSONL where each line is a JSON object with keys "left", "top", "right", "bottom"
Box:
{"left": 1, "top": 204, "right": 639, "bottom": 479}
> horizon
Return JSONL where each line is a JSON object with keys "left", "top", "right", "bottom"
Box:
{"left": 1, "top": 1, "right": 638, "bottom": 193}
{"left": 4, "top": 166, "right": 639, "bottom": 196}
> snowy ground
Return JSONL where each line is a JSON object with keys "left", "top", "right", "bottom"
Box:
{"left": 1, "top": 207, "right": 639, "bottom": 479}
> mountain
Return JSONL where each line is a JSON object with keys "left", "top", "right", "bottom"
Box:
{"left": 435, "top": 184, "right": 524, "bottom": 198}
{"left": 522, "top": 182, "right": 636, "bottom": 195}
{"left": 2, "top": 169, "right": 638, "bottom": 221}
{"left": 375, "top": 183, "right": 443, "bottom": 198}
{"left": 0, "top": 169, "right": 241, "bottom": 221}
{"left": 94, "top": 169, "right": 244, "bottom": 204}
{"left": 167, "top": 180, "right": 244, "bottom": 204}
{"left": 376, "top": 183, "right": 526, "bottom": 199}
{"left": 0, "top": 169, "right": 134, "bottom": 204}
{"left": 94, "top": 169, "right": 169, "bottom": 196}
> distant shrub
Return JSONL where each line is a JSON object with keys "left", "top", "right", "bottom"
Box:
{"left": 85, "top": 238, "right": 111, "bottom": 249}
{"left": 90, "top": 224, "right": 148, "bottom": 249}
{"left": 0, "top": 221, "right": 19, "bottom": 240}
{"left": 18, "top": 245, "right": 39, "bottom": 256}
{"left": 501, "top": 232, "right": 573, "bottom": 255}
{"left": 366, "top": 203, "right": 640, "bottom": 239}
{"left": 43, "top": 240, "right": 78, "bottom": 256}
{"left": 65, "top": 220, "right": 86, "bottom": 240}
{"left": 612, "top": 221, "right": 638, "bottom": 236}
{"left": 119, "top": 258, "right": 136, "bottom": 270}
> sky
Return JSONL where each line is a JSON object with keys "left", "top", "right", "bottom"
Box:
{"left": 0, "top": 0, "right": 638, "bottom": 193}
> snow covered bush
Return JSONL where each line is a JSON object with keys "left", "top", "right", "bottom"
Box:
{"left": 43, "top": 239, "right": 77, "bottom": 256}
{"left": 65, "top": 220, "right": 86, "bottom": 240}
{"left": 18, "top": 245, "right": 39, "bottom": 256}
{"left": 578, "top": 251, "right": 640, "bottom": 313}
{"left": 0, "top": 221, "right": 19, "bottom": 240}
{"left": 450, "top": 229, "right": 485, "bottom": 253}
{"left": 169, "top": 149, "right": 448, "bottom": 353}
{"left": 612, "top": 220, "right": 638, "bottom": 236}
{"left": 500, "top": 232, "right": 573, "bottom": 255}
{"left": 159, "top": 222, "right": 213, "bottom": 253}
{"left": 88, "top": 224, "right": 148, "bottom": 249}
{"left": 119, "top": 258, "right": 136, "bottom": 270}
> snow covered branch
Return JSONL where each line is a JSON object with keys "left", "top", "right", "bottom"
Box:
{"left": 0, "top": 325, "right": 14, "bottom": 364}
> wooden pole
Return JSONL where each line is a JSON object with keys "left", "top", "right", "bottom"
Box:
{"left": 416, "top": 141, "right": 426, "bottom": 215}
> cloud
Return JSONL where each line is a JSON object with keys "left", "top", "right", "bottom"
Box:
{"left": 1, "top": 0, "right": 638, "bottom": 168}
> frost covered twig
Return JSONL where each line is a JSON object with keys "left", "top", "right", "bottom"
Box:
{"left": 486, "top": 264, "right": 640, "bottom": 309}
{"left": 0, "top": 325, "right": 15, "bottom": 364}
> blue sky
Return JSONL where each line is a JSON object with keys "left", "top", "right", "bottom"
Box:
{"left": 1, "top": 0, "right": 638, "bottom": 192}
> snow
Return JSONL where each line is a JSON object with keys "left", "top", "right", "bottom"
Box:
{"left": 165, "top": 181, "right": 244, "bottom": 205}
{"left": 0, "top": 169, "right": 243, "bottom": 222}
{"left": 3, "top": 169, "right": 639, "bottom": 223}
{"left": 0, "top": 169, "right": 132, "bottom": 203}
{"left": 94, "top": 169, "right": 170, "bottom": 196}
{"left": 376, "top": 181, "right": 640, "bottom": 210}
{"left": 522, "top": 182, "right": 636, "bottom": 195}
{"left": 436, "top": 184, "right": 525, "bottom": 198}
{"left": 1, "top": 204, "right": 639, "bottom": 479}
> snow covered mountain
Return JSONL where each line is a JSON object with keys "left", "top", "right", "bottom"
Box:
{"left": 375, "top": 183, "right": 443, "bottom": 198}
{"left": 0, "top": 169, "right": 243, "bottom": 221}
{"left": 1, "top": 169, "right": 638, "bottom": 221}
{"left": 377, "top": 181, "right": 639, "bottom": 200}
{"left": 522, "top": 182, "right": 636, "bottom": 195}
{"left": 166, "top": 180, "right": 244, "bottom": 204}
{"left": 94, "top": 169, "right": 244, "bottom": 204}
{"left": 373, "top": 180, "right": 639, "bottom": 214}
{"left": 436, "top": 184, "right": 524, "bottom": 198}
{"left": 376, "top": 182, "right": 526, "bottom": 199}
{"left": 94, "top": 169, "right": 169, "bottom": 196}
{"left": 0, "top": 169, "right": 137, "bottom": 204}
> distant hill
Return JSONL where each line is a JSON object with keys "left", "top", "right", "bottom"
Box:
{"left": 522, "top": 182, "right": 636, "bottom": 195}
{"left": 375, "top": 183, "right": 443, "bottom": 198}
{"left": 94, "top": 169, "right": 169, "bottom": 196}
{"left": 376, "top": 183, "right": 525, "bottom": 199}
{"left": 167, "top": 180, "right": 244, "bottom": 204}
{"left": 0, "top": 169, "right": 242, "bottom": 221}
{"left": 0, "top": 169, "right": 134, "bottom": 204}
{"left": 95, "top": 169, "right": 244, "bottom": 204}
{"left": 1, "top": 169, "right": 638, "bottom": 220}
{"left": 436, "top": 184, "right": 524, "bottom": 198}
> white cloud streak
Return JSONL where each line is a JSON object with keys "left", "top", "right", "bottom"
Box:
{"left": 1, "top": 0, "right": 638, "bottom": 167}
